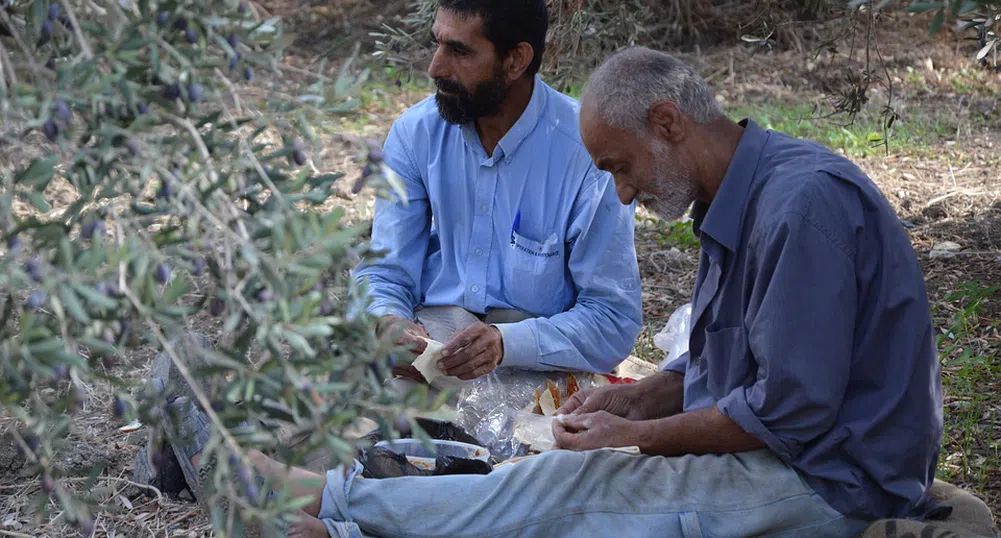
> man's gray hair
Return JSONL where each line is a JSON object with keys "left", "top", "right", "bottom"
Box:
{"left": 581, "top": 47, "right": 723, "bottom": 132}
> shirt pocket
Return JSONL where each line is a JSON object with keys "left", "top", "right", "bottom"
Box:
{"left": 503, "top": 230, "right": 565, "bottom": 312}
{"left": 700, "top": 324, "right": 752, "bottom": 399}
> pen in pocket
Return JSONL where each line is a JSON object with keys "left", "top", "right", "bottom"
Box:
{"left": 510, "top": 210, "right": 521, "bottom": 247}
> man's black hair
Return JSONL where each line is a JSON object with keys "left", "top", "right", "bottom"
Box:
{"left": 437, "top": 0, "right": 549, "bottom": 77}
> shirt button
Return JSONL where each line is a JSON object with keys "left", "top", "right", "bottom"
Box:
{"left": 480, "top": 204, "right": 488, "bottom": 213}
{"left": 471, "top": 285, "right": 480, "bottom": 293}
{"left": 475, "top": 248, "right": 483, "bottom": 256}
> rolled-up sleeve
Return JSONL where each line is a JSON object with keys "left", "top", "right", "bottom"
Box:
{"left": 495, "top": 168, "right": 643, "bottom": 373}
{"left": 352, "top": 120, "right": 430, "bottom": 321}
{"left": 717, "top": 211, "right": 856, "bottom": 462}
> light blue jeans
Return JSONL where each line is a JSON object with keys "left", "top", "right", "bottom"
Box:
{"left": 316, "top": 448, "right": 870, "bottom": 538}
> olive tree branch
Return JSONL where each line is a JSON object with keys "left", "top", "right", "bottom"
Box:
{"left": 0, "top": 11, "right": 44, "bottom": 78}
{"left": 59, "top": 0, "right": 94, "bottom": 59}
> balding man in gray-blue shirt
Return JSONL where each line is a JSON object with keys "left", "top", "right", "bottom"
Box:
{"left": 555, "top": 47, "right": 945, "bottom": 531}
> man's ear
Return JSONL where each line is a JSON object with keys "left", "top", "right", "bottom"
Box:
{"left": 648, "top": 101, "right": 686, "bottom": 143}
{"left": 504, "top": 42, "right": 534, "bottom": 80}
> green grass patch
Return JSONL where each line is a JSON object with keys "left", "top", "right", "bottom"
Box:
{"left": 725, "top": 102, "right": 955, "bottom": 157}
{"left": 636, "top": 215, "right": 700, "bottom": 251}
{"left": 329, "top": 63, "right": 435, "bottom": 130}
{"left": 932, "top": 280, "right": 1001, "bottom": 490}
{"left": 358, "top": 66, "right": 433, "bottom": 107}
{"left": 938, "top": 280, "right": 1001, "bottom": 358}
{"left": 945, "top": 67, "right": 1001, "bottom": 98}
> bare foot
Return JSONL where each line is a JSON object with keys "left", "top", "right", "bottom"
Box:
{"left": 289, "top": 509, "right": 328, "bottom": 538}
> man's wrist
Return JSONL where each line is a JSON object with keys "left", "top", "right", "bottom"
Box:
{"left": 630, "top": 371, "right": 685, "bottom": 420}
{"left": 492, "top": 322, "right": 537, "bottom": 369}
{"left": 630, "top": 419, "right": 659, "bottom": 454}
{"left": 370, "top": 303, "right": 415, "bottom": 322}
{"left": 376, "top": 314, "right": 402, "bottom": 337}
{"left": 490, "top": 325, "right": 504, "bottom": 366}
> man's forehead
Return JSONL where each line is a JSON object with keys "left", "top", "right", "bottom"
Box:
{"left": 432, "top": 9, "right": 486, "bottom": 42}
{"left": 579, "top": 102, "right": 611, "bottom": 142}
{"left": 579, "top": 119, "right": 616, "bottom": 164}
{"left": 578, "top": 99, "right": 600, "bottom": 124}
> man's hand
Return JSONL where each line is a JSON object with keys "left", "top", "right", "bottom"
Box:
{"left": 560, "top": 371, "right": 687, "bottom": 421}
{"left": 377, "top": 315, "right": 431, "bottom": 382}
{"left": 377, "top": 315, "right": 429, "bottom": 354}
{"left": 438, "top": 322, "right": 504, "bottom": 380}
{"left": 558, "top": 384, "right": 643, "bottom": 420}
{"left": 552, "top": 411, "right": 639, "bottom": 451}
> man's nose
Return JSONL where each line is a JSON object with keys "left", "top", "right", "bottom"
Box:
{"left": 615, "top": 183, "right": 637, "bottom": 206}
{"left": 428, "top": 48, "right": 448, "bottom": 81}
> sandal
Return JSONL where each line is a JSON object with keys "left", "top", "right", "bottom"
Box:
{"left": 133, "top": 332, "right": 213, "bottom": 501}
{"left": 143, "top": 332, "right": 290, "bottom": 538}
{"left": 132, "top": 437, "right": 191, "bottom": 499}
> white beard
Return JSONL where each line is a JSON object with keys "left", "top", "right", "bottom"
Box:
{"left": 637, "top": 144, "right": 697, "bottom": 222}
{"left": 637, "top": 192, "right": 692, "bottom": 222}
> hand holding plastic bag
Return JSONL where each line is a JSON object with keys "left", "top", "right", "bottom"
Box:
{"left": 452, "top": 369, "right": 602, "bottom": 461}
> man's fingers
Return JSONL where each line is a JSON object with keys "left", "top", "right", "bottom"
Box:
{"left": 557, "top": 390, "right": 589, "bottom": 415}
{"left": 392, "top": 364, "right": 427, "bottom": 383}
{"left": 441, "top": 325, "right": 481, "bottom": 357}
{"left": 439, "top": 338, "right": 489, "bottom": 371}
{"left": 412, "top": 323, "right": 430, "bottom": 338}
{"left": 552, "top": 419, "right": 571, "bottom": 445}
{"left": 400, "top": 333, "right": 428, "bottom": 354}
{"left": 438, "top": 348, "right": 473, "bottom": 372}
{"left": 443, "top": 353, "right": 490, "bottom": 379}
{"left": 557, "top": 413, "right": 591, "bottom": 432}
{"left": 457, "top": 363, "right": 495, "bottom": 381}
{"left": 571, "top": 390, "right": 607, "bottom": 415}
{"left": 552, "top": 419, "right": 584, "bottom": 450}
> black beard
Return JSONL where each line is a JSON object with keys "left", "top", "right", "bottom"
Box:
{"left": 434, "top": 69, "right": 508, "bottom": 125}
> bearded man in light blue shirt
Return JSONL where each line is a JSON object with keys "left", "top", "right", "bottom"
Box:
{"left": 353, "top": 0, "right": 643, "bottom": 382}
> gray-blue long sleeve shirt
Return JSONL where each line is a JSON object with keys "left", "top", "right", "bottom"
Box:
{"left": 665, "top": 119, "right": 944, "bottom": 521}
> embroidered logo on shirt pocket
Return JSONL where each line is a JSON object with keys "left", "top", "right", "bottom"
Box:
{"left": 510, "top": 230, "right": 561, "bottom": 272}
{"left": 503, "top": 230, "right": 565, "bottom": 313}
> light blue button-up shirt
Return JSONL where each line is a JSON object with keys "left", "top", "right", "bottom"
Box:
{"left": 352, "top": 75, "right": 643, "bottom": 373}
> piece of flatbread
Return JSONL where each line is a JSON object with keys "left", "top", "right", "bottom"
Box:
{"left": 538, "top": 389, "right": 557, "bottom": 416}
{"left": 410, "top": 337, "right": 468, "bottom": 389}
{"left": 547, "top": 380, "right": 562, "bottom": 409}
{"left": 513, "top": 413, "right": 557, "bottom": 452}
{"left": 538, "top": 380, "right": 561, "bottom": 416}
{"left": 566, "top": 373, "right": 580, "bottom": 398}
{"left": 512, "top": 413, "right": 643, "bottom": 456}
{"left": 411, "top": 337, "right": 446, "bottom": 384}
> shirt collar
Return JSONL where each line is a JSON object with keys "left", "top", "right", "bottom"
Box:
{"left": 461, "top": 75, "right": 548, "bottom": 164}
{"left": 690, "top": 118, "right": 769, "bottom": 253}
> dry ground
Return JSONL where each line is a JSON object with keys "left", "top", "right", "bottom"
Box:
{"left": 2, "top": 11, "right": 1000, "bottom": 538}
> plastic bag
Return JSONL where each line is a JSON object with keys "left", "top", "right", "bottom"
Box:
{"left": 512, "top": 411, "right": 557, "bottom": 452}
{"left": 359, "top": 446, "right": 492, "bottom": 478}
{"left": 654, "top": 302, "right": 692, "bottom": 371}
{"left": 358, "top": 418, "right": 493, "bottom": 478}
{"left": 452, "top": 369, "right": 603, "bottom": 462}
{"left": 361, "top": 417, "right": 482, "bottom": 447}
